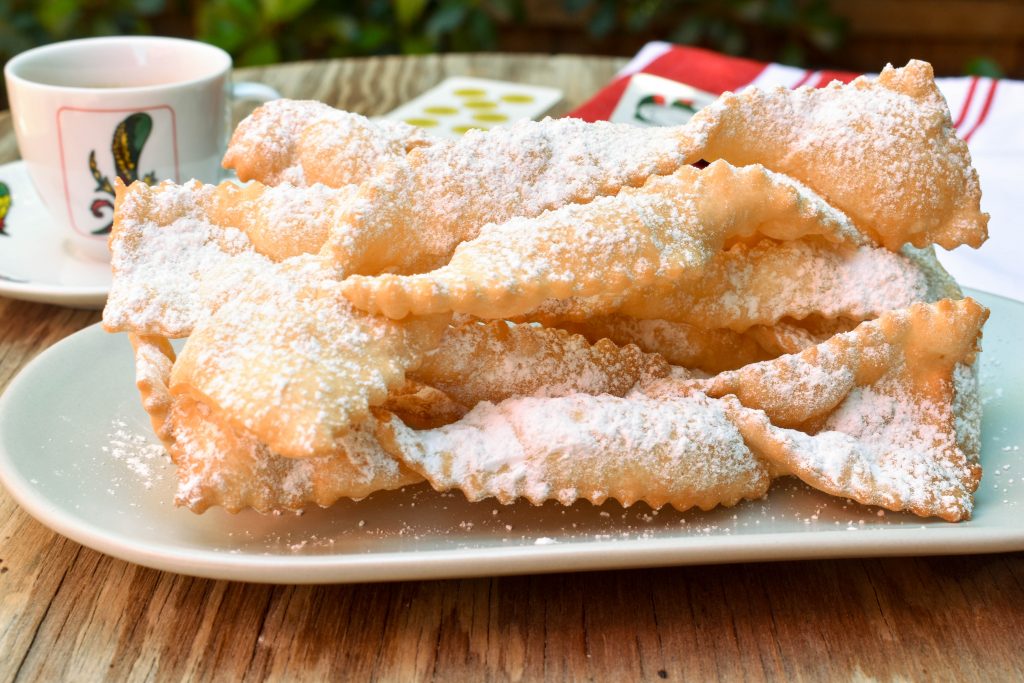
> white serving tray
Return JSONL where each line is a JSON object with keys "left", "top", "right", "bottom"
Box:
{"left": 0, "top": 289, "right": 1021, "bottom": 584}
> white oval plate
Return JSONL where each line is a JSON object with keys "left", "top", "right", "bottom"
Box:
{"left": 0, "top": 160, "right": 110, "bottom": 308}
{"left": 1, "top": 289, "right": 1022, "bottom": 584}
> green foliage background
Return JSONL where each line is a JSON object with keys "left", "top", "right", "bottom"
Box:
{"left": 0, "top": 0, "right": 848, "bottom": 71}
{"left": 0, "top": 0, "right": 856, "bottom": 108}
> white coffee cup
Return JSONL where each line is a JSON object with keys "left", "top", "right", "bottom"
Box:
{"left": 4, "top": 36, "right": 280, "bottom": 261}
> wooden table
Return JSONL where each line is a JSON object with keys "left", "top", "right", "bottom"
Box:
{"left": 2, "top": 53, "right": 1023, "bottom": 682}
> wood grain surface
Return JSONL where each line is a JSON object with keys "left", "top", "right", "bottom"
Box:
{"left": 1, "top": 54, "right": 1023, "bottom": 683}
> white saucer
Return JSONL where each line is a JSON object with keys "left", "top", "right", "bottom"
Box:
{"left": 0, "top": 160, "right": 110, "bottom": 309}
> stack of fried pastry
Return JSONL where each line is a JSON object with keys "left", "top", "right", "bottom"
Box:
{"left": 104, "top": 60, "right": 989, "bottom": 522}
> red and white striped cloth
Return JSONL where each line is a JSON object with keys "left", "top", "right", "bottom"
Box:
{"left": 571, "top": 42, "right": 1024, "bottom": 301}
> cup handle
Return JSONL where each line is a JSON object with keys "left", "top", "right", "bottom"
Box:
{"left": 231, "top": 81, "right": 281, "bottom": 104}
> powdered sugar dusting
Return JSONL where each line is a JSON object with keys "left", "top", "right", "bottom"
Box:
{"left": 418, "top": 116, "right": 692, "bottom": 228}
{"left": 667, "top": 300, "right": 988, "bottom": 520}
{"left": 384, "top": 393, "right": 770, "bottom": 510}
{"left": 410, "top": 321, "right": 672, "bottom": 406}
{"left": 104, "top": 418, "right": 168, "bottom": 489}
{"left": 549, "top": 316, "right": 767, "bottom": 374}
{"left": 758, "top": 375, "right": 976, "bottom": 519}
{"left": 125, "top": 334, "right": 419, "bottom": 513}
{"left": 224, "top": 99, "right": 431, "bottom": 186}
{"left": 622, "top": 241, "right": 941, "bottom": 331}
{"left": 327, "top": 116, "right": 698, "bottom": 274}
{"left": 170, "top": 397, "right": 418, "bottom": 513}
{"left": 106, "top": 63, "right": 990, "bottom": 526}
{"left": 235, "top": 182, "right": 359, "bottom": 260}
{"left": 693, "top": 61, "right": 987, "bottom": 249}
{"left": 525, "top": 239, "right": 950, "bottom": 338}
{"left": 340, "top": 161, "right": 871, "bottom": 320}
{"left": 951, "top": 361, "right": 982, "bottom": 465}
{"left": 104, "top": 181, "right": 261, "bottom": 337}
{"left": 171, "top": 255, "right": 448, "bottom": 458}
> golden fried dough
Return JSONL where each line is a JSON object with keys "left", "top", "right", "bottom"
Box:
{"left": 375, "top": 393, "right": 771, "bottom": 510}
{"left": 321, "top": 118, "right": 701, "bottom": 275}
{"left": 105, "top": 179, "right": 261, "bottom": 338}
{"left": 170, "top": 395, "right": 421, "bottom": 513}
{"left": 613, "top": 243, "right": 955, "bottom": 332}
{"left": 169, "top": 256, "right": 451, "bottom": 458}
{"left": 104, "top": 178, "right": 361, "bottom": 337}
{"left": 108, "top": 59, "right": 991, "bottom": 520}
{"left": 744, "top": 318, "right": 856, "bottom": 358}
{"left": 521, "top": 242, "right": 956, "bottom": 333}
{"left": 669, "top": 298, "right": 988, "bottom": 430}
{"left": 379, "top": 381, "right": 469, "bottom": 430}
{"left": 408, "top": 320, "right": 673, "bottom": 406}
{"left": 542, "top": 316, "right": 771, "bottom": 374}
{"left": 725, "top": 372, "right": 978, "bottom": 522}
{"left": 129, "top": 333, "right": 176, "bottom": 444}
{"left": 131, "top": 334, "right": 421, "bottom": 512}
{"left": 688, "top": 60, "right": 987, "bottom": 250}
{"left": 223, "top": 99, "right": 432, "bottom": 186}
{"left": 340, "top": 162, "right": 866, "bottom": 319}
{"left": 643, "top": 298, "right": 987, "bottom": 520}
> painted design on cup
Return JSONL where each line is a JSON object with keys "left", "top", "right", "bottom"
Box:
{"left": 57, "top": 104, "right": 177, "bottom": 240}
{"left": 0, "top": 183, "right": 10, "bottom": 236}
{"left": 88, "top": 113, "right": 157, "bottom": 235}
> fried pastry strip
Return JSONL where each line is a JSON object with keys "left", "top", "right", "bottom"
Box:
{"left": 380, "top": 300, "right": 984, "bottom": 519}
{"left": 123, "top": 62, "right": 980, "bottom": 304}
{"left": 369, "top": 321, "right": 676, "bottom": 429}
{"left": 374, "top": 393, "right": 771, "bottom": 511}
{"left": 522, "top": 242, "right": 956, "bottom": 333}
{"left": 745, "top": 317, "right": 858, "bottom": 358}
{"left": 223, "top": 99, "right": 432, "bottom": 186}
{"left": 724, "top": 363, "right": 980, "bottom": 521}
{"left": 318, "top": 62, "right": 981, "bottom": 278}
{"left": 104, "top": 178, "right": 359, "bottom": 337}
{"left": 131, "top": 335, "right": 421, "bottom": 513}
{"left": 341, "top": 162, "right": 866, "bottom": 319}
{"left": 644, "top": 298, "right": 987, "bottom": 520}
{"left": 656, "top": 297, "right": 988, "bottom": 430}
{"left": 105, "top": 179, "right": 260, "bottom": 338}
{"left": 543, "top": 315, "right": 867, "bottom": 375}
{"left": 170, "top": 396, "right": 421, "bottom": 513}
{"left": 169, "top": 255, "right": 451, "bottom": 458}
{"left": 323, "top": 117, "right": 700, "bottom": 274}
{"left": 613, "top": 243, "right": 957, "bottom": 332}
{"left": 688, "top": 60, "right": 987, "bottom": 250}
{"left": 130, "top": 333, "right": 176, "bottom": 445}
{"left": 546, "top": 316, "right": 771, "bottom": 374}
{"left": 379, "top": 381, "right": 469, "bottom": 430}
{"left": 408, "top": 320, "right": 673, "bottom": 407}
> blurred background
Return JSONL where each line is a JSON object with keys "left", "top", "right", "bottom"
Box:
{"left": 1, "top": 0, "right": 1021, "bottom": 108}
